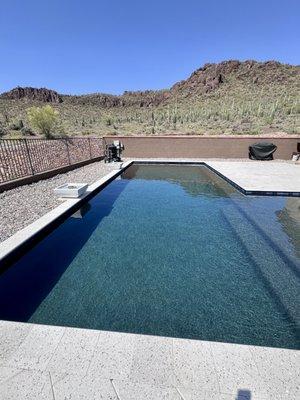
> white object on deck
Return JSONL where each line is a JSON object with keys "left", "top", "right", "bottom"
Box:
{"left": 53, "top": 183, "right": 88, "bottom": 198}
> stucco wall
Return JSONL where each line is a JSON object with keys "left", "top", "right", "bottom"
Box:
{"left": 104, "top": 136, "right": 300, "bottom": 160}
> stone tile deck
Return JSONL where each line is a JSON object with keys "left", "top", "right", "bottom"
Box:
{"left": 0, "top": 320, "right": 299, "bottom": 400}
{"left": 207, "top": 161, "right": 300, "bottom": 194}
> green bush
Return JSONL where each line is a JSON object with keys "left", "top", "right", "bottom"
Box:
{"left": 27, "top": 105, "right": 59, "bottom": 138}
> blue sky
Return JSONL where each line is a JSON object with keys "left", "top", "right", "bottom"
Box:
{"left": 0, "top": 0, "right": 299, "bottom": 94}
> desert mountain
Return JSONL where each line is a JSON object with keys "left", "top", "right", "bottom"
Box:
{"left": 0, "top": 60, "right": 299, "bottom": 135}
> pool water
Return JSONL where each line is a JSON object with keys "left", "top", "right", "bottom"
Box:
{"left": 0, "top": 164, "right": 299, "bottom": 349}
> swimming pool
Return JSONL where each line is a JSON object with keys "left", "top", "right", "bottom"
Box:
{"left": 0, "top": 163, "right": 299, "bottom": 349}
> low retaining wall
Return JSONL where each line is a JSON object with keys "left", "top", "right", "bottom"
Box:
{"left": 105, "top": 135, "right": 300, "bottom": 160}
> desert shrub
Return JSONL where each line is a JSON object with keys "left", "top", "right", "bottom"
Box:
{"left": 9, "top": 119, "right": 24, "bottom": 130}
{"left": 27, "top": 105, "right": 59, "bottom": 138}
{"left": 20, "top": 127, "right": 34, "bottom": 136}
{"left": 9, "top": 123, "right": 18, "bottom": 130}
{"left": 0, "top": 123, "right": 6, "bottom": 137}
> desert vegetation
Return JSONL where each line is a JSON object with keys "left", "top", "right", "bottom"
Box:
{"left": 0, "top": 60, "right": 299, "bottom": 137}
{"left": 27, "top": 105, "right": 62, "bottom": 138}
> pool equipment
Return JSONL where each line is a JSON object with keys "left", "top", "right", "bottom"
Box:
{"left": 104, "top": 140, "right": 124, "bottom": 163}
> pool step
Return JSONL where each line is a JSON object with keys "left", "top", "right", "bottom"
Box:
{"left": 222, "top": 205, "right": 300, "bottom": 329}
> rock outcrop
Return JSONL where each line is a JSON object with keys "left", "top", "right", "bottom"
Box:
{"left": 0, "top": 87, "right": 63, "bottom": 103}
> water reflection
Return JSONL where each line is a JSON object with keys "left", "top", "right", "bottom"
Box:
{"left": 71, "top": 202, "right": 92, "bottom": 219}
{"left": 122, "top": 164, "right": 237, "bottom": 198}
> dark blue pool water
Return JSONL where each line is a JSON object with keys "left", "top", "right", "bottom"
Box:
{"left": 0, "top": 164, "right": 299, "bottom": 349}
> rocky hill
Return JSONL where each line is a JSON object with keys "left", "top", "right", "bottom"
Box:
{"left": 1, "top": 87, "right": 62, "bottom": 103}
{"left": 0, "top": 60, "right": 299, "bottom": 136}
{"left": 170, "top": 60, "right": 297, "bottom": 95}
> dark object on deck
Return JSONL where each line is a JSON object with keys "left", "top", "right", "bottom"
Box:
{"left": 104, "top": 140, "right": 124, "bottom": 163}
{"left": 249, "top": 142, "right": 277, "bottom": 160}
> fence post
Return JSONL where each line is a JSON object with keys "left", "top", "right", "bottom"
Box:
{"left": 102, "top": 137, "right": 106, "bottom": 157}
{"left": 65, "top": 139, "right": 71, "bottom": 165}
{"left": 88, "top": 138, "right": 92, "bottom": 159}
{"left": 24, "top": 139, "right": 34, "bottom": 175}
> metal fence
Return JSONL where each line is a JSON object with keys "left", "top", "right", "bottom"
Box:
{"left": 0, "top": 137, "right": 104, "bottom": 183}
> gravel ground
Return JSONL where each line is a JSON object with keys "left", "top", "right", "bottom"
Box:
{"left": 0, "top": 160, "right": 122, "bottom": 243}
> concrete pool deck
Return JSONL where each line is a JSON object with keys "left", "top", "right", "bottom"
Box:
{"left": 207, "top": 161, "right": 300, "bottom": 195}
{"left": 0, "top": 159, "right": 299, "bottom": 399}
{"left": 0, "top": 320, "right": 299, "bottom": 400}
